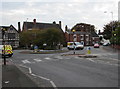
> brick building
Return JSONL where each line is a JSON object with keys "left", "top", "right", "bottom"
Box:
{"left": 65, "top": 23, "right": 100, "bottom": 46}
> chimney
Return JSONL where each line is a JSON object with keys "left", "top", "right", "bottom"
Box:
{"left": 65, "top": 25, "right": 68, "bottom": 31}
{"left": 59, "top": 21, "right": 61, "bottom": 28}
{"left": 18, "top": 22, "right": 21, "bottom": 33}
{"left": 98, "top": 30, "right": 101, "bottom": 34}
{"left": 33, "top": 19, "right": 36, "bottom": 24}
{"left": 53, "top": 21, "right": 56, "bottom": 24}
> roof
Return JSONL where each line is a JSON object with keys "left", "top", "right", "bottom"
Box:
{"left": 91, "top": 31, "right": 99, "bottom": 37}
{"left": 0, "top": 25, "right": 18, "bottom": 33}
{"left": 23, "top": 22, "right": 61, "bottom": 30}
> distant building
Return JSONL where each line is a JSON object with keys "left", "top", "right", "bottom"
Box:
{"left": 65, "top": 23, "right": 100, "bottom": 46}
{"left": 0, "top": 25, "right": 19, "bottom": 48}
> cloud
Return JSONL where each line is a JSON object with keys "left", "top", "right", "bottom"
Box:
{"left": 1, "top": 0, "right": 119, "bottom": 32}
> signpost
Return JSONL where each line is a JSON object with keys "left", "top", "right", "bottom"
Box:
{"left": 1, "top": 28, "right": 7, "bottom": 65}
{"left": 34, "top": 45, "right": 38, "bottom": 52}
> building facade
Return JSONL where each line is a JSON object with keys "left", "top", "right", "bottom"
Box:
{"left": 65, "top": 23, "right": 100, "bottom": 46}
{"left": 0, "top": 25, "right": 19, "bottom": 48}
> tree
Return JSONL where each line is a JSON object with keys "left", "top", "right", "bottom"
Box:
{"left": 41, "top": 28, "right": 65, "bottom": 49}
{"left": 103, "top": 21, "right": 119, "bottom": 39}
{"left": 20, "top": 28, "right": 65, "bottom": 49}
{"left": 110, "top": 25, "right": 120, "bottom": 45}
{"left": 20, "top": 29, "right": 42, "bottom": 48}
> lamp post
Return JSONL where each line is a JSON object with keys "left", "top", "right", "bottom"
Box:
{"left": 1, "top": 28, "right": 6, "bottom": 65}
{"left": 72, "top": 29, "right": 76, "bottom": 54}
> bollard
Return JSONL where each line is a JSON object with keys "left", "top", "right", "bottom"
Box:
{"left": 87, "top": 47, "right": 91, "bottom": 54}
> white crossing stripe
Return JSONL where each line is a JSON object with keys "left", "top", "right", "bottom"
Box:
{"left": 33, "top": 58, "right": 42, "bottom": 62}
{"left": 22, "top": 60, "right": 31, "bottom": 64}
{"left": 44, "top": 57, "right": 51, "bottom": 60}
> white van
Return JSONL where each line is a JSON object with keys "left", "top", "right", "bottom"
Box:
{"left": 67, "top": 42, "right": 84, "bottom": 50}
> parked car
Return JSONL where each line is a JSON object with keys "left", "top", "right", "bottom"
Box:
{"left": 94, "top": 43, "right": 100, "bottom": 48}
{"left": 67, "top": 42, "right": 84, "bottom": 50}
{"left": 0, "top": 45, "right": 13, "bottom": 57}
{"left": 103, "top": 43, "right": 110, "bottom": 46}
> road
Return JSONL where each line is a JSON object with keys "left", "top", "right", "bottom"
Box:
{"left": 6, "top": 46, "right": 119, "bottom": 87}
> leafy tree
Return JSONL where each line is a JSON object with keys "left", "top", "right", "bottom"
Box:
{"left": 110, "top": 25, "right": 120, "bottom": 45}
{"left": 103, "top": 21, "right": 119, "bottom": 39}
{"left": 41, "top": 28, "right": 65, "bottom": 49}
{"left": 20, "top": 28, "right": 65, "bottom": 49}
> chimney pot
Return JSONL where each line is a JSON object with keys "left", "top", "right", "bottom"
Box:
{"left": 18, "top": 22, "right": 21, "bottom": 33}
{"left": 59, "top": 21, "right": 61, "bottom": 28}
{"left": 33, "top": 19, "right": 36, "bottom": 24}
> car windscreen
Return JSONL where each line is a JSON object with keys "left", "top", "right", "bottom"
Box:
{"left": 75, "top": 42, "right": 82, "bottom": 45}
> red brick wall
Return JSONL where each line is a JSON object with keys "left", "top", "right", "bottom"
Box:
{"left": 65, "top": 32, "right": 100, "bottom": 46}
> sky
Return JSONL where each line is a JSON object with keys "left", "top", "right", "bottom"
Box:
{"left": 0, "top": 0, "right": 119, "bottom": 32}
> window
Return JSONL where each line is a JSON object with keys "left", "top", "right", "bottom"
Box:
{"left": 8, "top": 33, "right": 15, "bottom": 39}
{"left": 80, "top": 35, "right": 84, "bottom": 40}
{"left": 86, "top": 35, "right": 89, "bottom": 41}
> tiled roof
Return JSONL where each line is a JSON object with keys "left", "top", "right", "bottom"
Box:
{"left": 23, "top": 22, "right": 61, "bottom": 30}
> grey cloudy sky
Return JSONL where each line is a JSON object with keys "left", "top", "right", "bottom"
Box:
{"left": 0, "top": 0, "right": 119, "bottom": 32}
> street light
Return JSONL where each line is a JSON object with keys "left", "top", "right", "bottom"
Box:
{"left": 72, "top": 29, "right": 76, "bottom": 54}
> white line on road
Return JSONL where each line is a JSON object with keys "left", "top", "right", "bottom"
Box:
{"left": 33, "top": 59, "right": 42, "bottom": 62}
{"left": 19, "top": 64, "right": 58, "bottom": 89}
{"left": 50, "top": 80, "right": 57, "bottom": 89}
{"left": 22, "top": 60, "right": 31, "bottom": 64}
{"left": 44, "top": 57, "right": 51, "bottom": 60}
{"left": 87, "top": 58, "right": 95, "bottom": 63}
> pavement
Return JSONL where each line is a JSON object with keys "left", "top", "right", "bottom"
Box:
{"left": 2, "top": 61, "right": 39, "bottom": 87}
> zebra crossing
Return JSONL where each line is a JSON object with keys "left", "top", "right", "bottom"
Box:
{"left": 20, "top": 55, "right": 118, "bottom": 66}
{"left": 21, "top": 56, "right": 66, "bottom": 64}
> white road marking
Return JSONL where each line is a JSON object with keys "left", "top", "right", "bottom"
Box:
{"left": 22, "top": 60, "right": 31, "bottom": 64}
{"left": 50, "top": 80, "right": 57, "bottom": 88}
{"left": 87, "top": 58, "right": 95, "bottom": 63}
{"left": 19, "top": 64, "right": 58, "bottom": 89}
{"left": 44, "top": 57, "right": 51, "bottom": 60}
{"left": 33, "top": 59, "right": 42, "bottom": 62}
{"left": 4, "top": 81, "right": 10, "bottom": 84}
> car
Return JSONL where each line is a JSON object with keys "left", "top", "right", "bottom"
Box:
{"left": 103, "top": 43, "right": 110, "bottom": 46}
{"left": 94, "top": 43, "right": 100, "bottom": 48}
{"left": 67, "top": 42, "right": 84, "bottom": 50}
{"left": 0, "top": 45, "right": 13, "bottom": 57}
